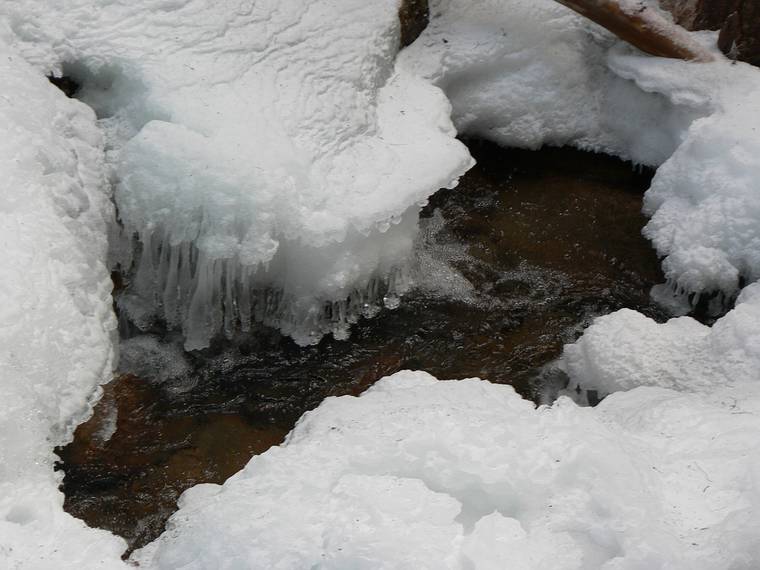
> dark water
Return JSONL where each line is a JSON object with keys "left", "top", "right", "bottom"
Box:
{"left": 57, "top": 141, "right": 666, "bottom": 552}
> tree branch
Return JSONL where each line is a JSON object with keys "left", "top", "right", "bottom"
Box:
{"left": 554, "top": 0, "right": 716, "bottom": 62}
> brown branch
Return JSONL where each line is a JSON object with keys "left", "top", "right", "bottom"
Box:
{"left": 554, "top": 0, "right": 716, "bottom": 62}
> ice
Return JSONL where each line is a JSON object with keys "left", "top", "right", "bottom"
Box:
{"left": 1, "top": 0, "right": 473, "bottom": 349}
{"left": 135, "top": 370, "right": 760, "bottom": 569}
{"left": 132, "top": 4, "right": 760, "bottom": 568}
{"left": 0, "top": 38, "right": 127, "bottom": 569}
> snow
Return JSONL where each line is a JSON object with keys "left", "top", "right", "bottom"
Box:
{"left": 0, "top": 38, "right": 127, "bottom": 569}
{"left": 1, "top": 0, "right": 473, "bottom": 349}
{"left": 397, "top": 0, "right": 703, "bottom": 164}
{"left": 614, "top": 55, "right": 760, "bottom": 299}
{"left": 135, "top": 370, "right": 760, "bottom": 569}
{"left": 563, "top": 281, "right": 760, "bottom": 395}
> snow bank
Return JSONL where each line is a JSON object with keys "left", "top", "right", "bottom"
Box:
{"left": 400, "top": 0, "right": 760, "bottom": 302}
{"left": 1, "top": 0, "right": 472, "bottom": 349}
{"left": 0, "top": 39, "right": 126, "bottom": 569}
{"left": 3, "top": 0, "right": 760, "bottom": 568}
{"left": 135, "top": 370, "right": 760, "bottom": 569}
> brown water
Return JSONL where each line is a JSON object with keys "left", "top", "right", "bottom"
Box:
{"left": 57, "top": 141, "right": 666, "bottom": 552}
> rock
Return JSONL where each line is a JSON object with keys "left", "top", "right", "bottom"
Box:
{"left": 399, "top": 0, "right": 429, "bottom": 48}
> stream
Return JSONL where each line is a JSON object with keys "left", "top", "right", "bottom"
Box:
{"left": 57, "top": 140, "right": 668, "bottom": 552}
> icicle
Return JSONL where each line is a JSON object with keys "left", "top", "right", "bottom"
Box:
{"left": 163, "top": 244, "right": 181, "bottom": 327}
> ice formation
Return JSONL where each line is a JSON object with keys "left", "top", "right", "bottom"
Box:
{"left": 1, "top": 0, "right": 473, "bottom": 349}
{"left": 0, "top": 38, "right": 127, "bottom": 569}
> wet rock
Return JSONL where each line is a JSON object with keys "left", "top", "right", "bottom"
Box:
{"left": 399, "top": 0, "right": 429, "bottom": 48}
{"left": 47, "top": 74, "right": 80, "bottom": 97}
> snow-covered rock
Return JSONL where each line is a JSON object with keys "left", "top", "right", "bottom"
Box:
{"left": 398, "top": 0, "right": 703, "bottom": 164}
{"left": 1, "top": 0, "right": 473, "bottom": 349}
{"left": 135, "top": 370, "right": 760, "bottom": 569}
{"left": 0, "top": 39, "right": 127, "bottom": 569}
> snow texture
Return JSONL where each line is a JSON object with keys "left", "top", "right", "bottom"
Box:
{"left": 1, "top": 0, "right": 473, "bottom": 349}
{"left": 136, "top": 370, "right": 760, "bottom": 570}
{"left": 0, "top": 37, "right": 127, "bottom": 570}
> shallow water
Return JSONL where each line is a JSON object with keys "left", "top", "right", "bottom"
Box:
{"left": 57, "top": 141, "right": 667, "bottom": 552}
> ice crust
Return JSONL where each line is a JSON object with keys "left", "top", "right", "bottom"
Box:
{"left": 0, "top": 38, "right": 127, "bottom": 569}
{"left": 1, "top": 0, "right": 473, "bottom": 349}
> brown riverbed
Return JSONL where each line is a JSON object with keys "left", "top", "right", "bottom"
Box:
{"left": 57, "top": 141, "right": 666, "bottom": 553}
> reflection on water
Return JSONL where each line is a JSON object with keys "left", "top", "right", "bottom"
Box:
{"left": 57, "top": 141, "right": 666, "bottom": 552}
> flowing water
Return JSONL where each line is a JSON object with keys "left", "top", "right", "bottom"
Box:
{"left": 57, "top": 140, "right": 668, "bottom": 552}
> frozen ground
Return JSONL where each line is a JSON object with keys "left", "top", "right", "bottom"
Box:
{"left": 1, "top": 0, "right": 760, "bottom": 568}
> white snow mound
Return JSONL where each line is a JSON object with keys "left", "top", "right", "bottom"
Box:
{"left": 136, "top": 370, "right": 760, "bottom": 570}
{"left": 564, "top": 281, "right": 760, "bottom": 395}
{"left": 0, "top": 39, "right": 127, "bottom": 569}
